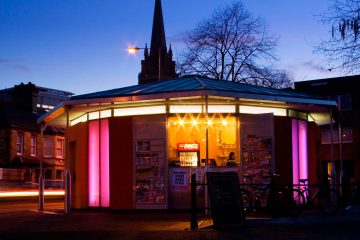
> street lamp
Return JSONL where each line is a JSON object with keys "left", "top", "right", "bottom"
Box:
{"left": 128, "top": 46, "right": 162, "bottom": 81}
{"left": 128, "top": 47, "right": 141, "bottom": 54}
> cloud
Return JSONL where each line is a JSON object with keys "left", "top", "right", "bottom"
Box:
{"left": 0, "top": 58, "right": 11, "bottom": 64}
{"left": 287, "top": 60, "right": 330, "bottom": 73}
{"left": 168, "top": 31, "right": 187, "bottom": 44}
{"left": 0, "top": 58, "right": 32, "bottom": 72}
{"left": 13, "top": 65, "right": 32, "bottom": 72}
{"left": 301, "top": 60, "right": 329, "bottom": 73}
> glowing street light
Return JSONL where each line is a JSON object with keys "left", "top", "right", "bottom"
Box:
{"left": 128, "top": 47, "right": 141, "bottom": 54}
{"left": 128, "top": 45, "right": 162, "bottom": 81}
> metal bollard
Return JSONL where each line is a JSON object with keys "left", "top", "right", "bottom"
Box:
{"left": 190, "top": 173, "right": 198, "bottom": 229}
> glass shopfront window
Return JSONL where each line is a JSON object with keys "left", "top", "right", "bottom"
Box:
{"left": 168, "top": 114, "right": 238, "bottom": 167}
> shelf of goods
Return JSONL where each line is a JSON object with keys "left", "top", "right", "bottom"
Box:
{"left": 134, "top": 139, "right": 167, "bottom": 207}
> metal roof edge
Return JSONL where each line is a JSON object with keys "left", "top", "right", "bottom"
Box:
{"left": 39, "top": 88, "right": 337, "bottom": 125}
{"left": 37, "top": 102, "right": 66, "bottom": 125}
{"left": 200, "top": 90, "right": 337, "bottom": 106}
{"left": 271, "top": 96, "right": 337, "bottom": 106}
{"left": 50, "top": 89, "right": 337, "bottom": 107}
{"left": 63, "top": 90, "right": 209, "bottom": 105}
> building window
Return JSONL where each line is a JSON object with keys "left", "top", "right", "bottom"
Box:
{"left": 341, "top": 127, "right": 353, "bottom": 143}
{"left": 35, "top": 169, "right": 40, "bottom": 182}
{"left": 44, "top": 138, "right": 54, "bottom": 157}
{"left": 168, "top": 115, "right": 237, "bottom": 166}
{"left": 45, "top": 169, "right": 52, "bottom": 179}
{"left": 339, "top": 95, "right": 352, "bottom": 110}
{"left": 321, "top": 127, "right": 353, "bottom": 144}
{"left": 56, "top": 138, "right": 64, "bottom": 158}
{"left": 30, "top": 136, "right": 37, "bottom": 157}
{"left": 56, "top": 170, "right": 64, "bottom": 180}
{"left": 16, "top": 134, "right": 24, "bottom": 155}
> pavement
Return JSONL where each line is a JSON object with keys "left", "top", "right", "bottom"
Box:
{"left": 246, "top": 205, "right": 360, "bottom": 226}
{"left": 0, "top": 203, "right": 359, "bottom": 240}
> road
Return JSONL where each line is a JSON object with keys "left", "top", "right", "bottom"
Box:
{"left": 0, "top": 198, "right": 64, "bottom": 213}
{"left": 0, "top": 199, "right": 360, "bottom": 239}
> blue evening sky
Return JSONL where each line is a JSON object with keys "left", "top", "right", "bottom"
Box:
{"left": 0, "top": 0, "right": 341, "bottom": 95}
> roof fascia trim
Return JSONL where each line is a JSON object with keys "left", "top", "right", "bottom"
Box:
{"left": 65, "top": 89, "right": 337, "bottom": 107}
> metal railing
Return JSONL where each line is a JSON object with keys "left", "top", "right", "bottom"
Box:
{"left": 189, "top": 173, "right": 360, "bottom": 229}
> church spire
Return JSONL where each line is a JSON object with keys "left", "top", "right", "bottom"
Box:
{"left": 150, "top": 0, "right": 167, "bottom": 54}
{"left": 138, "top": 0, "right": 177, "bottom": 85}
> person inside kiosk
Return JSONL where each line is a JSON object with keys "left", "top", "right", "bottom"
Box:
{"left": 226, "top": 151, "right": 237, "bottom": 166}
{"left": 209, "top": 159, "right": 217, "bottom": 167}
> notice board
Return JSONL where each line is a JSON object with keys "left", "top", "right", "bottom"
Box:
{"left": 206, "top": 172, "right": 245, "bottom": 227}
{"left": 171, "top": 169, "right": 187, "bottom": 192}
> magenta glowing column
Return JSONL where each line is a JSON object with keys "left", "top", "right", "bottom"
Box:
{"left": 292, "top": 119, "right": 299, "bottom": 186}
{"left": 100, "top": 119, "right": 110, "bottom": 207}
{"left": 88, "top": 119, "right": 110, "bottom": 207}
{"left": 89, "top": 120, "right": 100, "bottom": 207}
{"left": 292, "top": 119, "right": 309, "bottom": 195}
{"left": 299, "top": 120, "right": 308, "bottom": 182}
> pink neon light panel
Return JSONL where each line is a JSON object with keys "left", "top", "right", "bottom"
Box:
{"left": 292, "top": 119, "right": 299, "bottom": 186}
{"left": 100, "top": 119, "right": 110, "bottom": 207}
{"left": 292, "top": 119, "right": 308, "bottom": 186}
{"left": 88, "top": 119, "right": 110, "bottom": 207}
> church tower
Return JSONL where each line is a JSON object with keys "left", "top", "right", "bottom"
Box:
{"left": 138, "top": 0, "right": 177, "bottom": 85}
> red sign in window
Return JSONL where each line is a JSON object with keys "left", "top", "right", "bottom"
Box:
{"left": 177, "top": 143, "right": 200, "bottom": 151}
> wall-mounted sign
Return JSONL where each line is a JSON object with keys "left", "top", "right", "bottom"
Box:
{"left": 177, "top": 143, "right": 200, "bottom": 151}
{"left": 171, "top": 170, "right": 188, "bottom": 192}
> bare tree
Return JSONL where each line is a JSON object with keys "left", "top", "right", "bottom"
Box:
{"left": 316, "top": 0, "right": 360, "bottom": 73}
{"left": 177, "top": 2, "right": 293, "bottom": 89}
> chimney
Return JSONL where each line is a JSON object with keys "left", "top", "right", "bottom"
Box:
{"left": 12, "top": 82, "right": 39, "bottom": 112}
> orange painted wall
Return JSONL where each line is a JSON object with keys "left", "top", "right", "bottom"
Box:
{"left": 274, "top": 116, "right": 293, "bottom": 185}
{"left": 109, "top": 117, "right": 134, "bottom": 209}
{"left": 69, "top": 121, "right": 89, "bottom": 209}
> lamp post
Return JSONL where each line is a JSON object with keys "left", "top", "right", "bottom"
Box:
{"left": 65, "top": 105, "right": 71, "bottom": 214}
{"left": 128, "top": 46, "right": 162, "bottom": 81}
{"left": 38, "top": 124, "right": 46, "bottom": 211}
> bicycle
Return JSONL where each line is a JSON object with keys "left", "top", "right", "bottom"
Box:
{"left": 240, "top": 174, "right": 304, "bottom": 217}
{"left": 348, "top": 181, "right": 360, "bottom": 205}
{"left": 297, "top": 178, "right": 342, "bottom": 215}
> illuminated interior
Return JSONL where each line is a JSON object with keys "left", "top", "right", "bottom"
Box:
{"left": 114, "top": 105, "right": 166, "bottom": 116}
{"left": 70, "top": 103, "right": 292, "bottom": 127}
{"left": 168, "top": 114, "right": 237, "bottom": 167}
{"left": 239, "top": 105, "right": 287, "bottom": 116}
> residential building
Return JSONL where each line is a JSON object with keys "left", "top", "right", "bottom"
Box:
{"left": 0, "top": 82, "right": 73, "bottom": 186}
{"left": 295, "top": 75, "right": 360, "bottom": 185}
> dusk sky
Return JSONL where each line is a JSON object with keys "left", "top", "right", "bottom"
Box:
{"left": 0, "top": 0, "right": 343, "bottom": 95}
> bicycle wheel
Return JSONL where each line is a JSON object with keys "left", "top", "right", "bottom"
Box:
{"left": 267, "top": 188, "right": 287, "bottom": 217}
{"left": 284, "top": 189, "right": 305, "bottom": 216}
{"left": 240, "top": 188, "right": 252, "bottom": 215}
{"left": 319, "top": 189, "right": 341, "bottom": 215}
